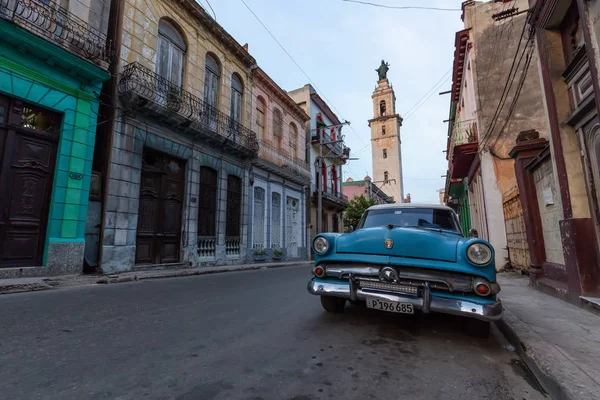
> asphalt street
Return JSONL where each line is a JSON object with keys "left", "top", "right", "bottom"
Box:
{"left": 0, "top": 265, "right": 545, "bottom": 400}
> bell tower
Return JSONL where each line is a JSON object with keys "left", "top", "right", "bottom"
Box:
{"left": 369, "top": 60, "right": 404, "bottom": 202}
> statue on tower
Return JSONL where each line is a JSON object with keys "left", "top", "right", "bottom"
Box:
{"left": 376, "top": 60, "right": 390, "bottom": 81}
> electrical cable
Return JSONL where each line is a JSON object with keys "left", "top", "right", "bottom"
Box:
{"left": 341, "top": 0, "right": 461, "bottom": 11}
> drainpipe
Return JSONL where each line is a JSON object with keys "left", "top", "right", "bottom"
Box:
{"left": 97, "top": 0, "right": 125, "bottom": 269}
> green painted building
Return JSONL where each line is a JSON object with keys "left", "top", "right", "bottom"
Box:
{"left": 0, "top": 0, "right": 111, "bottom": 277}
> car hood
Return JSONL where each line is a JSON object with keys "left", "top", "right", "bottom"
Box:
{"left": 335, "top": 227, "right": 460, "bottom": 263}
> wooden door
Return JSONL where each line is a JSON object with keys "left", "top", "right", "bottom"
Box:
{"left": 0, "top": 96, "right": 60, "bottom": 268}
{"left": 135, "top": 149, "right": 185, "bottom": 265}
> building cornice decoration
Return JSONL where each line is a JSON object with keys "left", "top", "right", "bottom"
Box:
{"left": 368, "top": 114, "right": 403, "bottom": 126}
{"left": 253, "top": 67, "right": 310, "bottom": 123}
{"left": 178, "top": 0, "right": 256, "bottom": 67}
{"left": 451, "top": 28, "right": 470, "bottom": 102}
{"left": 310, "top": 92, "right": 341, "bottom": 125}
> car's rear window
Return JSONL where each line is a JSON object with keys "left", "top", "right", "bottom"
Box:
{"left": 359, "top": 208, "right": 461, "bottom": 232}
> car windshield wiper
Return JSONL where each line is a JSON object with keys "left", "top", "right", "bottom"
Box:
{"left": 386, "top": 224, "right": 404, "bottom": 229}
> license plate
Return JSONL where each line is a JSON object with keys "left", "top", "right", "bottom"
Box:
{"left": 366, "top": 297, "right": 414, "bottom": 314}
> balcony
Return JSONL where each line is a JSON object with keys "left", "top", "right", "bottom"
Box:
{"left": 312, "top": 183, "right": 349, "bottom": 211}
{"left": 449, "top": 118, "right": 478, "bottom": 179}
{"left": 311, "top": 128, "right": 350, "bottom": 163}
{"left": 255, "top": 140, "right": 310, "bottom": 183}
{"left": 118, "top": 62, "right": 259, "bottom": 158}
{"left": 0, "top": 0, "right": 111, "bottom": 68}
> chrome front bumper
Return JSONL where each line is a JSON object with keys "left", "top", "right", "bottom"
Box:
{"left": 307, "top": 278, "right": 503, "bottom": 321}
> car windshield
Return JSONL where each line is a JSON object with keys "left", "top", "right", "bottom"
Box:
{"left": 358, "top": 208, "right": 461, "bottom": 233}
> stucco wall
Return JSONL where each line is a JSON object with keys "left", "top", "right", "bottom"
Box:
{"left": 533, "top": 158, "right": 566, "bottom": 265}
{"left": 534, "top": 28, "right": 591, "bottom": 220}
{"left": 0, "top": 22, "right": 108, "bottom": 278}
{"left": 120, "top": 0, "right": 253, "bottom": 130}
{"left": 102, "top": 118, "right": 251, "bottom": 273}
{"left": 251, "top": 74, "right": 308, "bottom": 161}
{"left": 247, "top": 168, "right": 306, "bottom": 261}
{"left": 343, "top": 184, "right": 366, "bottom": 201}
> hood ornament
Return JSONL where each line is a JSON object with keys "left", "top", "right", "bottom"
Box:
{"left": 379, "top": 266, "right": 398, "bottom": 283}
{"left": 385, "top": 239, "right": 394, "bottom": 249}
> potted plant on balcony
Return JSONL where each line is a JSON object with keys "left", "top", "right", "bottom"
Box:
{"left": 272, "top": 248, "right": 284, "bottom": 261}
{"left": 253, "top": 248, "right": 267, "bottom": 262}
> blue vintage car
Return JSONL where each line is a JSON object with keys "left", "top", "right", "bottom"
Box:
{"left": 307, "top": 203, "right": 502, "bottom": 336}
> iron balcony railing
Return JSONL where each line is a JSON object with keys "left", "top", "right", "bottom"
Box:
{"left": 0, "top": 0, "right": 111, "bottom": 65}
{"left": 312, "top": 183, "right": 349, "bottom": 204}
{"left": 448, "top": 118, "right": 478, "bottom": 163}
{"left": 258, "top": 140, "right": 310, "bottom": 178}
{"left": 118, "top": 62, "right": 259, "bottom": 154}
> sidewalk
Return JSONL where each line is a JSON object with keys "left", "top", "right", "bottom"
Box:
{"left": 0, "top": 261, "right": 312, "bottom": 295}
{"left": 497, "top": 273, "right": 600, "bottom": 400}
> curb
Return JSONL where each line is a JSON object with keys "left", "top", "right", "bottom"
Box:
{"left": 0, "top": 262, "right": 312, "bottom": 294}
{"left": 0, "top": 282, "right": 53, "bottom": 295}
{"left": 495, "top": 309, "right": 569, "bottom": 400}
{"left": 96, "top": 262, "right": 311, "bottom": 285}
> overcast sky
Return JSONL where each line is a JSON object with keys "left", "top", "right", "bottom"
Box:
{"left": 201, "top": 0, "right": 465, "bottom": 203}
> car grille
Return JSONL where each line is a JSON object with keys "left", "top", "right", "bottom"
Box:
{"left": 323, "top": 263, "right": 474, "bottom": 293}
{"left": 358, "top": 280, "right": 419, "bottom": 295}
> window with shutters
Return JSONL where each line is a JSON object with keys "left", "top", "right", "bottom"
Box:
{"left": 271, "top": 192, "right": 281, "bottom": 248}
{"left": 226, "top": 175, "right": 242, "bottom": 238}
{"left": 204, "top": 53, "right": 220, "bottom": 108}
{"left": 382, "top": 125, "right": 386, "bottom": 135}
{"left": 256, "top": 97, "right": 266, "bottom": 140}
{"left": 273, "top": 108, "right": 283, "bottom": 138}
{"left": 157, "top": 19, "right": 186, "bottom": 87}
{"left": 253, "top": 187, "right": 265, "bottom": 249}
{"left": 383, "top": 149, "right": 387, "bottom": 159}
{"left": 198, "top": 167, "right": 218, "bottom": 237}
{"left": 384, "top": 171, "right": 389, "bottom": 182}
{"left": 231, "top": 73, "right": 243, "bottom": 123}
{"left": 289, "top": 123, "right": 298, "bottom": 158}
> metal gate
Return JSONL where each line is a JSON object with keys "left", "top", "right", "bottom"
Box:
{"left": 502, "top": 187, "right": 530, "bottom": 272}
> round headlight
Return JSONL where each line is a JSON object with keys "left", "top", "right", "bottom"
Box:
{"left": 313, "top": 237, "right": 329, "bottom": 254}
{"left": 467, "top": 243, "right": 492, "bottom": 265}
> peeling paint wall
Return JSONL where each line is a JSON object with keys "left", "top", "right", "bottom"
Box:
{"left": 533, "top": 158, "right": 565, "bottom": 265}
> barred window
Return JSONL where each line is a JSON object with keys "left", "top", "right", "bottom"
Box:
{"left": 271, "top": 192, "right": 281, "bottom": 248}
{"left": 253, "top": 187, "right": 265, "bottom": 249}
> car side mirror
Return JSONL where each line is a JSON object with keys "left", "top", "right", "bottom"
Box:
{"left": 468, "top": 228, "right": 478, "bottom": 238}
{"left": 348, "top": 225, "right": 354, "bottom": 233}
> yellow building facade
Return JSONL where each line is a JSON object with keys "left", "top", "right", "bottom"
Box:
{"left": 99, "top": 0, "right": 259, "bottom": 273}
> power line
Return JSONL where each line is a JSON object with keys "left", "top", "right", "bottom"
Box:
{"left": 204, "top": 0, "right": 217, "bottom": 21}
{"left": 341, "top": 0, "right": 461, "bottom": 11}
{"left": 352, "top": 67, "right": 452, "bottom": 157}
{"left": 480, "top": 13, "right": 530, "bottom": 147}
{"left": 239, "top": 0, "right": 368, "bottom": 149}
{"left": 403, "top": 74, "right": 453, "bottom": 121}
{"left": 402, "top": 67, "right": 453, "bottom": 117}
{"left": 489, "top": 40, "right": 535, "bottom": 151}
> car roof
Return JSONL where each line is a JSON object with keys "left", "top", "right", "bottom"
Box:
{"left": 367, "top": 203, "right": 455, "bottom": 212}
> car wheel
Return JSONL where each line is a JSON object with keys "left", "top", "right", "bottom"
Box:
{"left": 465, "top": 318, "right": 490, "bottom": 338}
{"left": 320, "top": 296, "right": 346, "bottom": 313}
